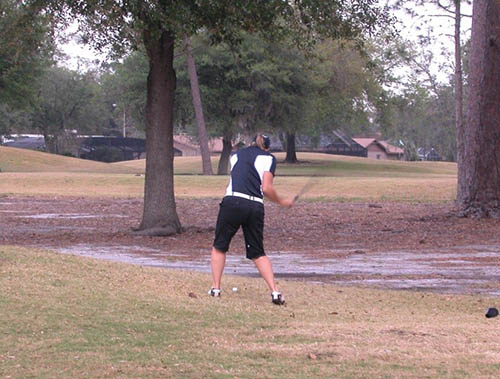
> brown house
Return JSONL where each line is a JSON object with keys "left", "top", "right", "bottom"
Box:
{"left": 173, "top": 135, "right": 199, "bottom": 156}
{"left": 353, "top": 138, "right": 404, "bottom": 160}
{"left": 173, "top": 134, "right": 225, "bottom": 156}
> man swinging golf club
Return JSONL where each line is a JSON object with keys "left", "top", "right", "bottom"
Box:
{"left": 208, "top": 133, "right": 295, "bottom": 305}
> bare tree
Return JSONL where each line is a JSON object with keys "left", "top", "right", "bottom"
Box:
{"left": 393, "top": 0, "right": 471, "bottom": 166}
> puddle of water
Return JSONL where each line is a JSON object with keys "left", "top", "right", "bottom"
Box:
{"left": 6, "top": 226, "right": 97, "bottom": 234}
{"left": 21, "top": 213, "right": 127, "bottom": 219}
{"left": 288, "top": 251, "right": 500, "bottom": 278}
{"left": 54, "top": 244, "right": 500, "bottom": 297}
{"left": 0, "top": 210, "right": 32, "bottom": 213}
{"left": 58, "top": 245, "right": 165, "bottom": 266}
{"left": 58, "top": 244, "right": 216, "bottom": 271}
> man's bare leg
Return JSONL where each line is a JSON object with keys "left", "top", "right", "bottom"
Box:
{"left": 253, "top": 255, "right": 279, "bottom": 292}
{"left": 210, "top": 247, "right": 226, "bottom": 289}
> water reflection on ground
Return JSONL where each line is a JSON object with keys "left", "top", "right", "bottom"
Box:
{"left": 56, "top": 244, "right": 500, "bottom": 297}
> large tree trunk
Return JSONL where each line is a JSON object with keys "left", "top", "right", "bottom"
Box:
{"left": 137, "top": 29, "right": 182, "bottom": 235}
{"left": 217, "top": 129, "right": 233, "bottom": 175}
{"left": 457, "top": 0, "right": 500, "bottom": 217}
{"left": 184, "top": 35, "right": 213, "bottom": 175}
{"left": 285, "top": 132, "right": 298, "bottom": 163}
{"left": 454, "top": 0, "right": 466, "bottom": 200}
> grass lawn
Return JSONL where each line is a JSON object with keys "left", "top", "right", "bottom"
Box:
{"left": 0, "top": 146, "right": 135, "bottom": 174}
{"left": 0, "top": 147, "right": 458, "bottom": 202}
{"left": 0, "top": 172, "right": 457, "bottom": 202}
{"left": 1, "top": 246, "right": 499, "bottom": 378}
{"left": 2, "top": 147, "right": 486, "bottom": 377}
{"left": 113, "top": 151, "right": 458, "bottom": 177}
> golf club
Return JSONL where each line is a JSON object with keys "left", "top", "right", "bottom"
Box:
{"left": 293, "top": 176, "right": 316, "bottom": 202}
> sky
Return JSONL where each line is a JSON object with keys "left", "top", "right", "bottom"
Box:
{"left": 58, "top": 22, "right": 108, "bottom": 70}
{"left": 389, "top": 0, "right": 472, "bottom": 85}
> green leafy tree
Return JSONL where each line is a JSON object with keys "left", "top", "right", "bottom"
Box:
{"left": 184, "top": 36, "right": 213, "bottom": 175}
{"left": 175, "top": 34, "right": 258, "bottom": 174}
{"left": 39, "top": 0, "right": 391, "bottom": 235}
{"left": 0, "top": 0, "right": 53, "bottom": 135}
{"left": 0, "top": 104, "right": 31, "bottom": 136}
{"left": 306, "top": 40, "right": 386, "bottom": 142}
{"left": 248, "top": 36, "right": 314, "bottom": 163}
{"left": 100, "top": 51, "right": 148, "bottom": 137}
{"left": 384, "top": 83, "right": 456, "bottom": 161}
{"left": 177, "top": 35, "right": 387, "bottom": 167}
{"left": 30, "top": 66, "right": 108, "bottom": 154}
{"left": 0, "top": 0, "right": 52, "bottom": 106}
{"left": 175, "top": 34, "right": 315, "bottom": 168}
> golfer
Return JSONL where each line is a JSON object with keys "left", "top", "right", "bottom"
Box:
{"left": 208, "top": 133, "right": 294, "bottom": 305}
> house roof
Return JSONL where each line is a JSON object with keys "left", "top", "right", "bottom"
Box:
{"left": 173, "top": 134, "right": 226, "bottom": 153}
{"left": 352, "top": 138, "right": 376, "bottom": 149}
{"left": 378, "top": 141, "right": 404, "bottom": 155}
{"left": 331, "top": 130, "right": 357, "bottom": 146}
{"left": 353, "top": 138, "right": 404, "bottom": 155}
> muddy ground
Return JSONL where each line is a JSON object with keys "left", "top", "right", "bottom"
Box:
{"left": 2, "top": 196, "right": 500, "bottom": 297}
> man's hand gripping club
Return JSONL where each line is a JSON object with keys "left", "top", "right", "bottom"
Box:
{"left": 262, "top": 171, "right": 295, "bottom": 208}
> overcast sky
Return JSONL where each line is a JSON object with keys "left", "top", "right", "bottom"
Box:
{"left": 59, "top": 22, "right": 107, "bottom": 70}
{"left": 391, "top": 0, "right": 472, "bottom": 83}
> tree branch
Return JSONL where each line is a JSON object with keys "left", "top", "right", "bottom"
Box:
{"left": 437, "top": 0, "right": 454, "bottom": 14}
{"left": 436, "top": 0, "right": 472, "bottom": 18}
{"left": 427, "top": 14, "right": 455, "bottom": 19}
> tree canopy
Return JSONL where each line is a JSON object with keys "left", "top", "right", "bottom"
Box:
{"left": 32, "top": 0, "right": 393, "bottom": 235}
{"left": 30, "top": 66, "right": 108, "bottom": 153}
{"left": 0, "top": 0, "right": 53, "bottom": 135}
{"left": 0, "top": 0, "right": 52, "bottom": 107}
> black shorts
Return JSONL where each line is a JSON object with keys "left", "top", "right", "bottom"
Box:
{"left": 213, "top": 196, "right": 265, "bottom": 260}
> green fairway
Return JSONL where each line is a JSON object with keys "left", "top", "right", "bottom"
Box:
{"left": 0, "top": 146, "right": 136, "bottom": 174}
{"left": 0, "top": 147, "right": 457, "bottom": 202}
{"left": 1, "top": 246, "right": 499, "bottom": 378}
{"left": 114, "top": 151, "right": 458, "bottom": 177}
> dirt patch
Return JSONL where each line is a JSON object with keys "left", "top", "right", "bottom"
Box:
{"left": 1, "top": 196, "right": 500, "bottom": 296}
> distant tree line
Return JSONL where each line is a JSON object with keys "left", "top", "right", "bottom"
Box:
{"left": 1, "top": 24, "right": 463, "bottom": 164}
{"left": 5, "top": 0, "right": 498, "bottom": 227}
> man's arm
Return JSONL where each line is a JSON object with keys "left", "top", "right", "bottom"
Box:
{"left": 262, "top": 171, "right": 294, "bottom": 207}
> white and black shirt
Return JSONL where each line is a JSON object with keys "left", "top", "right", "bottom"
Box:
{"left": 225, "top": 146, "right": 277, "bottom": 199}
